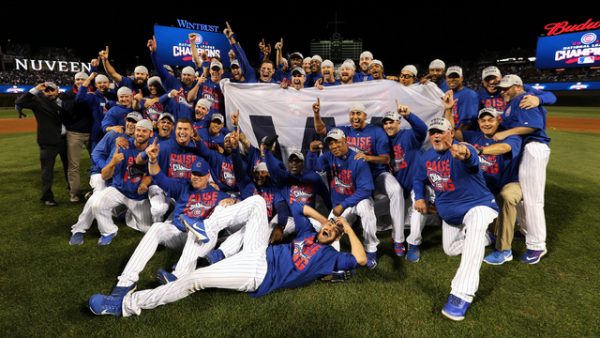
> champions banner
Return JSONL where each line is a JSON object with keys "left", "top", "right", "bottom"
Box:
{"left": 536, "top": 30, "right": 600, "bottom": 69}
{"left": 153, "top": 24, "right": 231, "bottom": 67}
{"left": 222, "top": 80, "right": 444, "bottom": 158}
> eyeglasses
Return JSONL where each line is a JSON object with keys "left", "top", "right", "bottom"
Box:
{"left": 399, "top": 74, "right": 415, "bottom": 79}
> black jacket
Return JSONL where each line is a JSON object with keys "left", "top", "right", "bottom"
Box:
{"left": 62, "top": 87, "right": 92, "bottom": 133}
{"left": 15, "top": 91, "right": 65, "bottom": 146}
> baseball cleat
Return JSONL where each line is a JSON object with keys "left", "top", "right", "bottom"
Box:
{"left": 520, "top": 249, "right": 547, "bottom": 264}
{"left": 441, "top": 294, "right": 471, "bottom": 321}
{"left": 156, "top": 268, "right": 177, "bottom": 285}
{"left": 366, "top": 252, "right": 378, "bottom": 269}
{"left": 98, "top": 233, "right": 116, "bottom": 246}
{"left": 206, "top": 249, "right": 225, "bottom": 265}
{"left": 69, "top": 232, "right": 84, "bottom": 246}
{"left": 393, "top": 242, "right": 406, "bottom": 257}
{"left": 320, "top": 269, "right": 353, "bottom": 283}
{"left": 180, "top": 215, "right": 209, "bottom": 243}
{"left": 483, "top": 249, "right": 513, "bottom": 265}
{"left": 405, "top": 244, "right": 421, "bottom": 263}
{"left": 89, "top": 294, "right": 124, "bottom": 316}
{"left": 111, "top": 284, "right": 136, "bottom": 297}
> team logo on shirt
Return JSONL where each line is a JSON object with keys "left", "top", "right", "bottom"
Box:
{"left": 185, "top": 192, "right": 219, "bottom": 218}
{"left": 332, "top": 169, "right": 354, "bottom": 195}
{"left": 473, "top": 146, "right": 499, "bottom": 174}
{"left": 346, "top": 136, "right": 372, "bottom": 154}
{"left": 145, "top": 102, "right": 164, "bottom": 121}
{"left": 392, "top": 144, "right": 407, "bottom": 172}
{"left": 504, "top": 106, "right": 512, "bottom": 118}
{"left": 255, "top": 190, "right": 275, "bottom": 218}
{"left": 289, "top": 185, "right": 313, "bottom": 205}
{"left": 124, "top": 157, "right": 144, "bottom": 183}
{"left": 292, "top": 237, "right": 322, "bottom": 271}
{"left": 221, "top": 162, "right": 236, "bottom": 187}
{"left": 169, "top": 154, "right": 197, "bottom": 179}
{"left": 451, "top": 99, "right": 460, "bottom": 125}
{"left": 426, "top": 160, "right": 455, "bottom": 191}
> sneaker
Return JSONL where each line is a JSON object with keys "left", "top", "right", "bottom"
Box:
{"left": 180, "top": 214, "right": 209, "bottom": 243}
{"left": 366, "top": 252, "right": 378, "bottom": 269}
{"left": 111, "top": 284, "right": 136, "bottom": 297}
{"left": 441, "top": 294, "right": 471, "bottom": 321}
{"left": 405, "top": 244, "right": 421, "bottom": 263}
{"left": 69, "top": 232, "right": 84, "bottom": 246}
{"left": 69, "top": 194, "right": 80, "bottom": 203}
{"left": 520, "top": 249, "right": 547, "bottom": 264}
{"left": 393, "top": 242, "right": 406, "bottom": 257}
{"left": 98, "top": 233, "right": 116, "bottom": 246}
{"left": 88, "top": 294, "right": 124, "bottom": 316}
{"left": 206, "top": 249, "right": 225, "bottom": 265}
{"left": 156, "top": 268, "right": 177, "bottom": 285}
{"left": 44, "top": 200, "right": 57, "bottom": 207}
{"left": 483, "top": 249, "right": 513, "bottom": 265}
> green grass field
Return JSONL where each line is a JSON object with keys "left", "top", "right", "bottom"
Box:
{"left": 1, "top": 115, "right": 599, "bottom": 336}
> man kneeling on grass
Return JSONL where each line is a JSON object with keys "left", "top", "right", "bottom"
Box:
{"left": 88, "top": 203, "right": 367, "bottom": 317}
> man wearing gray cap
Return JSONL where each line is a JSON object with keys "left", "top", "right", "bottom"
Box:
{"left": 16, "top": 81, "right": 68, "bottom": 206}
{"left": 76, "top": 71, "right": 115, "bottom": 151}
{"left": 99, "top": 46, "right": 149, "bottom": 95}
{"left": 91, "top": 119, "right": 155, "bottom": 245}
{"left": 148, "top": 37, "right": 197, "bottom": 96}
{"left": 222, "top": 25, "right": 257, "bottom": 83}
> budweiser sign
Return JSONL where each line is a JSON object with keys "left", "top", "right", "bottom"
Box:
{"left": 544, "top": 19, "right": 600, "bottom": 36}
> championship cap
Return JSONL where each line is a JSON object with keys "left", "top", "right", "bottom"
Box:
{"left": 311, "top": 55, "right": 323, "bottom": 62}
{"left": 481, "top": 66, "right": 502, "bottom": 80}
{"left": 446, "top": 66, "right": 463, "bottom": 77}
{"left": 401, "top": 65, "right": 418, "bottom": 77}
{"left": 496, "top": 74, "right": 523, "bottom": 88}
{"left": 288, "top": 151, "right": 304, "bottom": 161}
{"left": 289, "top": 52, "right": 304, "bottom": 60}
{"left": 134, "top": 65, "right": 149, "bottom": 75}
{"left": 74, "top": 72, "right": 88, "bottom": 81}
{"left": 210, "top": 60, "right": 223, "bottom": 70}
{"left": 44, "top": 82, "right": 58, "bottom": 91}
{"left": 478, "top": 107, "right": 500, "bottom": 119}
{"left": 136, "top": 119, "right": 153, "bottom": 131}
{"left": 158, "top": 112, "right": 175, "bottom": 122}
{"left": 230, "top": 59, "right": 240, "bottom": 68}
{"left": 181, "top": 66, "right": 196, "bottom": 76}
{"left": 95, "top": 74, "right": 109, "bottom": 84}
{"left": 147, "top": 76, "right": 164, "bottom": 89}
{"left": 254, "top": 162, "right": 269, "bottom": 172}
{"left": 349, "top": 102, "right": 366, "bottom": 113}
{"left": 291, "top": 67, "right": 306, "bottom": 76}
{"left": 429, "top": 59, "right": 446, "bottom": 69}
{"left": 360, "top": 51, "right": 373, "bottom": 60}
{"left": 196, "top": 98, "right": 212, "bottom": 110}
{"left": 126, "top": 111, "right": 143, "bottom": 122}
{"left": 370, "top": 59, "right": 383, "bottom": 68}
{"left": 211, "top": 113, "right": 224, "bottom": 123}
{"left": 117, "top": 86, "right": 133, "bottom": 96}
{"left": 324, "top": 128, "right": 346, "bottom": 143}
{"left": 382, "top": 111, "right": 401, "bottom": 122}
{"left": 321, "top": 60, "right": 334, "bottom": 68}
{"left": 428, "top": 117, "right": 452, "bottom": 132}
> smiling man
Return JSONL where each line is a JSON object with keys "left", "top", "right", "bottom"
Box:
{"left": 88, "top": 202, "right": 366, "bottom": 317}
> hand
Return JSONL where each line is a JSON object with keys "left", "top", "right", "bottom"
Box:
{"left": 354, "top": 152, "right": 369, "bottom": 161}
{"left": 315, "top": 78, "right": 324, "bottom": 90}
{"left": 109, "top": 125, "right": 124, "bottom": 134}
{"left": 192, "top": 130, "right": 201, "bottom": 142}
{"left": 90, "top": 59, "right": 99, "bottom": 67}
{"left": 219, "top": 198, "right": 237, "bottom": 207}
{"left": 98, "top": 46, "right": 109, "bottom": 61}
{"left": 335, "top": 217, "right": 351, "bottom": 234}
{"left": 188, "top": 33, "right": 197, "bottom": 44}
{"left": 133, "top": 93, "right": 143, "bottom": 102}
{"left": 274, "top": 38, "right": 283, "bottom": 51}
{"left": 332, "top": 204, "right": 344, "bottom": 217}
{"left": 420, "top": 73, "right": 432, "bottom": 84}
{"left": 442, "top": 90, "right": 456, "bottom": 110}
{"left": 228, "top": 49, "right": 235, "bottom": 61}
{"left": 258, "top": 38, "right": 266, "bottom": 52}
{"left": 312, "top": 97, "right": 321, "bottom": 115}
{"left": 137, "top": 183, "right": 148, "bottom": 195}
{"left": 111, "top": 144, "right": 125, "bottom": 165}
{"left": 231, "top": 109, "right": 240, "bottom": 128}
{"left": 147, "top": 37, "right": 156, "bottom": 52}
{"left": 519, "top": 95, "right": 540, "bottom": 109}
{"left": 269, "top": 225, "right": 284, "bottom": 244}
{"left": 35, "top": 83, "right": 46, "bottom": 91}
{"left": 146, "top": 138, "right": 160, "bottom": 161}
{"left": 229, "top": 131, "right": 240, "bottom": 149}
{"left": 280, "top": 78, "right": 289, "bottom": 89}
{"left": 450, "top": 143, "right": 470, "bottom": 161}
{"left": 395, "top": 99, "right": 410, "bottom": 118}
{"left": 115, "top": 136, "right": 129, "bottom": 150}
{"left": 309, "top": 140, "right": 323, "bottom": 152}
{"left": 414, "top": 199, "right": 427, "bottom": 214}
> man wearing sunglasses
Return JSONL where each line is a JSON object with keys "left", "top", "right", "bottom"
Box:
{"left": 16, "top": 82, "right": 68, "bottom": 206}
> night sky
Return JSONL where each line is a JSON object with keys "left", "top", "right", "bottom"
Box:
{"left": 0, "top": 5, "right": 593, "bottom": 72}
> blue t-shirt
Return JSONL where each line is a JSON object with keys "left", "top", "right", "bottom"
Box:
{"left": 501, "top": 93, "right": 550, "bottom": 144}
{"left": 388, "top": 114, "right": 428, "bottom": 196}
{"left": 414, "top": 142, "right": 498, "bottom": 225}
{"left": 331, "top": 124, "right": 390, "bottom": 178}
{"left": 157, "top": 139, "right": 198, "bottom": 182}
{"left": 450, "top": 86, "right": 479, "bottom": 129}
{"left": 463, "top": 131, "right": 522, "bottom": 195}
{"left": 108, "top": 139, "right": 148, "bottom": 201}
{"left": 251, "top": 204, "right": 357, "bottom": 298}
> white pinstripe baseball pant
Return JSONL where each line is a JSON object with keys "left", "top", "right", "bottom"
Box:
{"left": 71, "top": 174, "right": 106, "bottom": 234}
{"left": 171, "top": 196, "right": 268, "bottom": 278}
{"left": 91, "top": 187, "right": 152, "bottom": 236}
{"left": 122, "top": 195, "right": 270, "bottom": 317}
{"left": 442, "top": 206, "right": 498, "bottom": 303}
{"left": 329, "top": 198, "right": 378, "bottom": 253}
{"left": 519, "top": 142, "right": 550, "bottom": 251}
{"left": 376, "top": 172, "right": 405, "bottom": 243}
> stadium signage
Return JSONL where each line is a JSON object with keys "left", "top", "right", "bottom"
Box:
{"left": 176, "top": 19, "right": 219, "bottom": 33}
{"left": 154, "top": 25, "right": 230, "bottom": 67}
{"left": 536, "top": 30, "right": 600, "bottom": 69}
{"left": 15, "top": 59, "right": 91, "bottom": 73}
{"left": 544, "top": 19, "right": 600, "bottom": 36}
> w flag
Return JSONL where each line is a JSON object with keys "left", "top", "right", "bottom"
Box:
{"left": 222, "top": 80, "right": 443, "bottom": 158}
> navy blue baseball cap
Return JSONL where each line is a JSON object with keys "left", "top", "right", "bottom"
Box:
{"left": 191, "top": 158, "right": 210, "bottom": 176}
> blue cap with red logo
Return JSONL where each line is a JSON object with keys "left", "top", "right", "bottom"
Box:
{"left": 191, "top": 158, "right": 210, "bottom": 176}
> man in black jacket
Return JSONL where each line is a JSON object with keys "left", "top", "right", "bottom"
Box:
{"left": 15, "top": 82, "right": 68, "bottom": 206}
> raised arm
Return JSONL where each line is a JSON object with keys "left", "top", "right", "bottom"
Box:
{"left": 337, "top": 217, "right": 367, "bottom": 266}
{"left": 99, "top": 46, "right": 123, "bottom": 83}
{"left": 312, "top": 97, "right": 327, "bottom": 136}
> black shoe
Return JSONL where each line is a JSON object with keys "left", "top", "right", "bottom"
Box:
{"left": 44, "top": 200, "right": 57, "bottom": 207}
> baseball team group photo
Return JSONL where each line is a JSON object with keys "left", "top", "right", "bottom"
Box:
{"left": 1, "top": 8, "right": 599, "bottom": 337}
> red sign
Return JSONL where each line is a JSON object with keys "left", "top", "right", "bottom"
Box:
{"left": 544, "top": 19, "right": 600, "bottom": 36}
